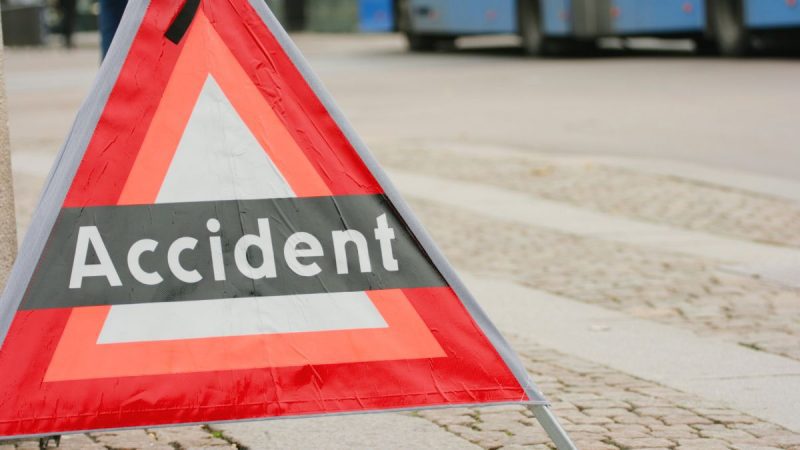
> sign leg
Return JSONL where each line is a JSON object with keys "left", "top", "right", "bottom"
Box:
{"left": 529, "top": 404, "right": 577, "bottom": 450}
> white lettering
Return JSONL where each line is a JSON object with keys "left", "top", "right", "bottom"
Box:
{"left": 127, "top": 239, "right": 163, "bottom": 285}
{"left": 69, "top": 226, "right": 122, "bottom": 289}
{"left": 284, "top": 232, "right": 323, "bottom": 277}
{"left": 207, "top": 219, "right": 226, "bottom": 281}
{"left": 234, "top": 218, "right": 277, "bottom": 280}
{"left": 168, "top": 237, "right": 202, "bottom": 283}
{"left": 68, "top": 214, "right": 402, "bottom": 289}
{"left": 332, "top": 230, "right": 372, "bottom": 274}
{"left": 374, "top": 213, "right": 399, "bottom": 272}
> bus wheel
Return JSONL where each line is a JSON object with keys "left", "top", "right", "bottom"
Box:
{"left": 405, "top": 34, "right": 436, "bottom": 52}
{"left": 404, "top": 34, "right": 455, "bottom": 52}
{"left": 693, "top": 37, "right": 718, "bottom": 55}
{"left": 519, "top": 0, "right": 546, "bottom": 55}
{"left": 710, "top": 0, "right": 749, "bottom": 56}
{"left": 399, "top": 0, "right": 452, "bottom": 52}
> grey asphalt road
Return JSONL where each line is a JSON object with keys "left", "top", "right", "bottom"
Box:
{"left": 4, "top": 33, "right": 799, "bottom": 182}
{"left": 292, "top": 34, "right": 800, "bottom": 181}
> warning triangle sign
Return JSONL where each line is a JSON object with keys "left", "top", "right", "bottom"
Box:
{"left": 0, "top": 0, "right": 549, "bottom": 439}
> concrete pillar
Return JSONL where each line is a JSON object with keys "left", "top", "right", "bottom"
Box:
{"left": 0, "top": 20, "right": 17, "bottom": 288}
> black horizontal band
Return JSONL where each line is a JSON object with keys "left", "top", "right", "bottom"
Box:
{"left": 20, "top": 195, "right": 445, "bottom": 310}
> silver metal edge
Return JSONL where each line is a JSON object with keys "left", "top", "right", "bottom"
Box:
{"left": 1, "top": 399, "right": 544, "bottom": 441}
{"left": 0, "top": 0, "right": 151, "bottom": 346}
{"left": 531, "top": 404, "right": 578, "bottom": 450}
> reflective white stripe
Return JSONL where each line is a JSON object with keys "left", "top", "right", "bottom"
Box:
{"left": 97, "top": 292, "right": 387, "bottom": 344}
{"left": 157, "top": 75, "right": 295, "bottom": 204}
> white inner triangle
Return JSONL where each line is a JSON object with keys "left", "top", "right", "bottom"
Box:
{"left": 156, "top": 75, "right": 295, "bottom": 204}
{"left": 101, "top": 76, "right": 387, "bottom": 344}
{"left": 98, "top": 292, "right": 388, "bottom": 344}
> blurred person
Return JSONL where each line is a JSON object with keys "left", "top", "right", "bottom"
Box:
{"left": 99, "top": 0, "right": 128, "bottom": 58}
{"left": 58, "top": 0, "right": 77, "bottom": 48}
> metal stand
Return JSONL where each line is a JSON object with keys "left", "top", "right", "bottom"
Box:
{"left": 38, "top": 435, "right": 61, "bottom": 449}
{"left": 529, "top": 404, "right": 577, "bottom": 450}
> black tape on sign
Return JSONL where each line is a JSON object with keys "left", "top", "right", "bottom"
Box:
{"left": 165, "top": 0, "right": 201, "bottom": 44}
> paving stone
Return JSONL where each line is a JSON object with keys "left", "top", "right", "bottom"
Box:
{"left": 91, "top": 430, "right": 173, "bottom": 449}
{"left": 612, "top": 441, "right": 676, "bottom": 450}
{"left": 503, "top": 421, "right": 541, "bottom": 436}
{"left": 772, "top": 435, "right": 800, "bottom": 446}
{"left": 607, "top": 429, "right": 654, "bottom": 440}
{"left": 559, "top": 413, "right": 614, "bottom": 426}
{"left": 647, "top": 424, "right": 699, "bottom": 440}
{"left": 731, "top": 446, "right": 783, "bottom": 450}
{"left": 675, "top": 438, "right": 732, "bottom": 449}
{"left": 57, "top": 434, "right": 107, "bottom": 449}
{"left": 605, "top": 424, "right": 649, "bottom": 435}
{"left": 699, "top": 427, "right": 757, "bottom": 442}
{"left": 516, "top": 445, "right": 551, "bottom": 450}
{"left": 583, "top": 408, "right": 633, "bottom": 418}
{"left": 704, "top": 415, "right": 761, "bottom": 425}
{"left": 13, "top": 443, "right": 40, "bottom": 450}
{"left": 504, "top": 430, "right": 551, "bottom": 446}
{"left": 428, "top": 415, "right": 476, "bottom": 427}
{"left": 565, "top": 424, "right": 608, "bottom": 434}
{"left": 445, "top": 424, "right": 479, "bottom": 437}
{"left": 636, "top": 407, "right": 687, "bottom": 417}
{"left": 571, "top": 439, "right": 617, "bottom": 450}
{"left": 660, "top": 414, "right": 714, "bottom": 426}
{"left": 739, "top": 423, "right": 791, "bottom": 438}
{"left": 611, "top": 415, "right": 664, "bottom": 427}
{"left": 149, "top": 426, "right": 231, "bottom": 448}
{"left": 473, "top": 431, "right": 510, "bottom": 449}
{"left": 572, "top": 399, "right": 630, "bottom": 410}
{"left": 475, "top": 420, "right": 515, "bottom": 433}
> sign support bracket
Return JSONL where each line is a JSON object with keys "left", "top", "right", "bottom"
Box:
{"left": 528, "top": 404, "right": 577, "bottom": 450}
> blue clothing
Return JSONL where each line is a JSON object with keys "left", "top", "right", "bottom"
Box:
{"left": 99, "top": 0, "right": 128, "bottom": 58}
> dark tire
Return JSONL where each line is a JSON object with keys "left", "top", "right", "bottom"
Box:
{"left": 518, "top": 0, "right": 547, "bottom": 56}
{"left": 709, "top": 0, "right": 749, "bottom": 56}
{"left": 405, "top": 34, "right": 456, "bottom": 52}
{"left": 548, "top": 38, "right": 597, "bottom": 56}
{"left": 405, "top": 33, "right": 437, "bottom": 51}
{"left": 694, "top": 37, "right": 718, "bottom": 55}
{"left": 398, "top": 0, "right": 453, "bottom": 52}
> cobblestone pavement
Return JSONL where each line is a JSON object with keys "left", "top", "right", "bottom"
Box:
{"left": 373, "top": 146, "right": 800, "bottom": 249}
{"left": 405, "top": 197, "right": 800, "bottom": 362}
{"left": 418, "top": 337, "right": 800, "bottom": 450}
{"left": 0, "top": 426, "right": 236, "bottom": 450}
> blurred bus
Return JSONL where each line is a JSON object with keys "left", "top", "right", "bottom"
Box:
{"left": 398, "top": 0, "right": 800, "bottom": 56}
